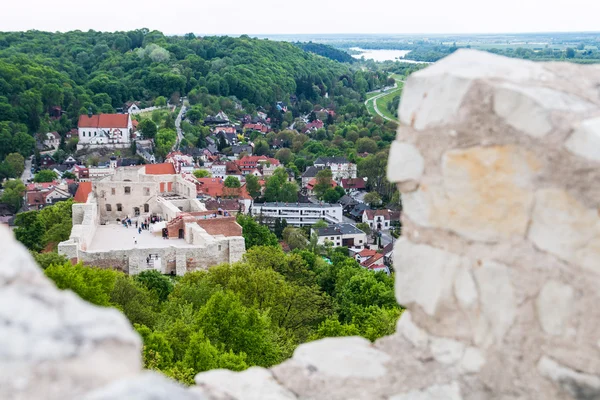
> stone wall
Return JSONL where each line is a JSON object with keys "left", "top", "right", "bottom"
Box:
{"left": 2, "top": 50, "right": 599, "bottom": 399}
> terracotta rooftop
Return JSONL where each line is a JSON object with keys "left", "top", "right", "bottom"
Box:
{"left": 364, "top": 209, "right": 391, "bottom": 220}
{"left": 74, "top": 182, "right": 93, "bottom": 203}
{"left": 361, "top": 253, "right": 384, "bottom": 268}
{"left": 78, "top": 114, "right": 130, "bottom": 128}
{"left": 145, "top": 163, "right": 176, "bottom": 175}
{"left": 358, "top": 249, "right": 377, "bottom": 258}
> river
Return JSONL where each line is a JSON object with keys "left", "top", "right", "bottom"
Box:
{"left": 350, "top": 47, "right": 426, "bottom": 63}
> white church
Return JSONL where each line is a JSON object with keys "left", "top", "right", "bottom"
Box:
{"left": 78, "top": 109, "right": 133, "bottom": 146}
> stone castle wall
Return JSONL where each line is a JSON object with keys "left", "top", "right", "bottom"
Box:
{"left": 2, "top": 50, "right": 598, "bottom": 399}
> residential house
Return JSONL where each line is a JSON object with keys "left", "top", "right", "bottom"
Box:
{"left": 204, "top": 111, "right": 229, "bottom": 125}
{"left": 78, "top": 111, "right": 133, "bottom": 145}
{"left": 40, "top": 154, "right": 55, "bottom": 169}
{"left": 232, "top": 144, "right": 253, "bottom": 157}
{"left": 303, "top": 119, "right": 324, "bottom": 134}
{"left": 314, "top": 157, "right": 357, "bottom": 180}
{"left": 301, "top": 166, "right": 325, "bottom": 187}
{"left": 124, "top": 102, "right": 141, "bottom": 114}
{"left": 166, "top": 151, "right": 195, "bottom": 174}
{"left": 211, "top": 163, "right": 227, "bottom": 179}
{"left": 313, "top": 223, "right": 367, "bottom": 250}
{"left": 235, "top": 155, "right": 280, "bottom": 175}
{"left": 44, "top": 132, "right": 61, "bottom": 149}
{"left": 340, "top": 178, "right": 366, "bottom": 191}
{"left": 354, "top": 249, "right": 388, "bottom": 274}
{"left": 348, "top": 203, "right": 370, "bottom": 221}
{"left": 243, "top": 123, "right": 270, "bottom": 134}
{"left": 193, "top": 177, "right": 253, "bottom": 211}
{"left": 306, "top": 178, "right": 337, "bottom": 196}
{"left": 362, "top": 209, "right": 392, "bottom": 231}
{"left": 338, "top": 194, "right": 358, "bottom": 212}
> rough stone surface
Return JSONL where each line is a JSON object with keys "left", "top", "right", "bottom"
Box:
{"left": 193, "top": 367, "right": 296, "bottom": 400}
{"left": 84, "top": 372, "right": 202, "bottom": 400}
{"left": 389, "top": 382, "right": 463, "bottom": 400}
{"left": 565, "top": 116, "right": 600, "bottom": 161}
{"left": 536, "top": 280, "right": 574, "bottom": 335}
{"left": 386, "top": 141, "right": 425, "bottom": 187}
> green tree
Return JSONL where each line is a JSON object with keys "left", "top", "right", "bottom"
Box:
{"left": 236, "top": 214, "right": 278, "bottom": 249}
{"left": 45, "top": 262, "right": 119, "bottom": 306}
{"left": 224, "top": 176, "right": 241, "bottom": 188}
{"left": 4, "top": 153, "right": 24, "bottom": 177}
{"left": 135, "top": 270, "right": 174, "bottom": 302}
{"left": 356, "top": 137, "right": 378, "bottom": 154}
{"left": 34, "top": 170, "right": 58, "bottom": 183}
{"left": 193, "top": 169, "right": 211, "bottom": 178}
{"left": 312, "top": 220, "right": 328, "bottom": 229}
{"left": 38, "top": 199, "right": 74, "bottom": 247}
{"left": 356, "top": 222, "right": 371, "bottom": 236}
{"left": 322, "top": 187, "right": 342, "bottom": 204}
{"left": 244, "top": 174, "right": 261, "bottom": 199}
{"left": 313, "top": 168, "right": 333, "bottom": 199}
{"left": 274, "top": 148, "right": 292, "bottom": 165}
{"left": 566, "top": 47, "right": 575, "bottom": 58}
{"left": 13, "top": 211, "right": 45, "bottom": 251}
{"left": 154, "top": 96, "right": 167, "bottom": 107}
{"left": 0, "top": 179, "right": 26, "bottom": 212}
{"left": 32, "top": 252, "right": 69, "bottom": 270}
{"left": 138, "top": 119, "right": 158, "bottom": 139}
{"left": 364, "top": 191, "right": 382, "bottom": 207}
{"left": 282, "top": 226, "right": 308, "bottom": 250}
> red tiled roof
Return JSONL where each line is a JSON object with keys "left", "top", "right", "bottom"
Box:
{"left": 361, "top": 253, "right": 384, "bottom": 268}
{"left": 306, "top": 178, "right": 337, "bottom": 190}
{"left": 341, "top": 178, "right": 366, "bottom": 190}
{"left": 145, "top": 163, "right": 176, "bottom": 175}
{"left": 364, "top": 209, "right": 391, "bottom": 220}
{"left": 195, "top": 177, "right": 252, "bottom": 200}
{"left": 74, "top": 182, "right": 93, "bottom": 203}
{"left": 26, "top": 191, "right": 46, "bottom": 206}
{"left": 78, "top": 114, "right": 129, "bottom": 128}
{"left": 358, "top": 249, "right": 377, "bottom": 258}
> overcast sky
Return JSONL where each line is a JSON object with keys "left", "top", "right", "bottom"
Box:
{"left": 1, "top": 0, "right": 599, "bottom": 35}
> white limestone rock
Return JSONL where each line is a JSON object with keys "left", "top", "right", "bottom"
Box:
{"left": 459, "top": 347, "right": 486, "bottom": 374}
{"left": 394, "top": 239, "right": 461, "bottom": 316}
{"left": 396, "top": 311, "right": 429, "bottom": 349}
{"left": 565, "top": 116, "right": 600, "bottom": 161}
{"left": 536, "top": 280, "right": 574, "bottom": 336}
{"left": 430, "top": 337, "right": 465, "bottom": 365}
{"left": 387, "top": 141, "right": 425, "bottom": 187}
{"left": 0, "top": 226, "right": 142, "bottom": 400}
{"left": 290, "top": 336, "right": 391, "bottom": 379}
{"left": 193, "top": 367, "right": 295, "bottom": 400}
{"left": 389, "top": 381, "right": 463, "bottom": 400}
{"left": 493, "top": 82, "right": 595, "bottom": 138}
{"left": 84, "top": 372, "right": 202, "bottom": 400}
{"left": 538, "top": 356, "right": 600, "bottom": 399}
{"left": 528, "top": 188, "right": 600, "bottom": 272}
{"left": 453, "top": 266, "right": 478, "bottom": 309}
{"left": 472, "top": 261, "right": 516, "bottom": 346}
{"left": 403, "top": 146, "right": 540, "bottom": 242}
{"left": 399, "top": 49, "right": 552, "bottom": 130}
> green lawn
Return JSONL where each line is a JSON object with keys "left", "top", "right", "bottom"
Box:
{"left": 374, "top": 82, "right": 403, "bottom": 121}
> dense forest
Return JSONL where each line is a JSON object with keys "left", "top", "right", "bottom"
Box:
{"left": 294, "top": 42, "right": 355, "bottom": 63}
{"left": 36, "top": 213, "right": 399, "bottom": 385}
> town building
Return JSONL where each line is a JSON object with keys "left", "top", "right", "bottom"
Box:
{"left": 314, "top": 157, "right": 357, "bottom": 181}
{"left": 58, "top": 165, "right": 245, "bottom": 276}
{"left": 235, "top": 155, "right": 280, "bottom": 176}
{"left": 301, "top": 166, "right": 325, "bottom": 187}
{"left": 252, "top": 202, "right": 343, "bottom": 227}
{"left": 362, "top": 209, "right": 392, "bottom": 230}
{"left": 78, "top": 111, "right": 133, "bottom": 147}
{"left": 313, "top": 223, "right": 367, "bottom": 250}
{"left": 43, "top": 132, "right": 61, "bottom": 149}
{"left": 166, "top": 151, "right": 195, "bottom": 174}
{"left": 354, "top": 248, "right": 389, "bottom": 274}
{"left": 306, "top": 177, "right": 338, "bottom": 196}
{"left": 340, "top": 178, "right": 366, "bottom": 191}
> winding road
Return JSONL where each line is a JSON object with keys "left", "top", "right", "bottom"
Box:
{"left": 174, "top": 105, "right": 187, "bottom": 150}
{"left": 364, "top": 79, "right": 404, "bottom": 122}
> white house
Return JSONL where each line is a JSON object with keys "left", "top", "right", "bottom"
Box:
{"left": 44, "top": 132, "right": 61, "bottom": 149}
{"left": 252, "top": 202, "right": 343, "bottom": 227}
{"left": 362, "top": 209, "right": 392, "bottom": 230}
{"left": 211, "top": 163, "right": 227, "bottom": 179}
{"left": 78, "top": 112, "right": 132, "bottom": 145}
{"left": 313, "top": 157, "right": 357, "bottom": 181}
{"left": 313, "top": 223, "right": 367, "bottom": 250}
